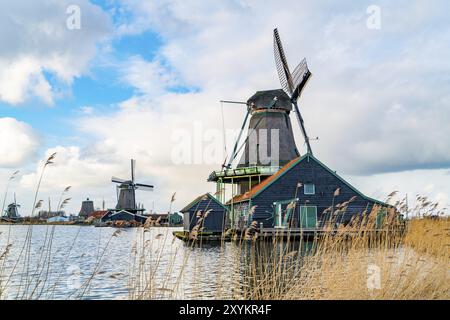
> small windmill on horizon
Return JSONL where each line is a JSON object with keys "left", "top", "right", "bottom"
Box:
{"left": 4, "top": 193, "right": 20, "bottom": 220}
{"left": 110, "top": 159, "right": 154, "bottom": 214}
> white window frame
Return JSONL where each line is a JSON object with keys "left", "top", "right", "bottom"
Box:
{"left": 304, "top": 183, "right": 315, "bottom": 195}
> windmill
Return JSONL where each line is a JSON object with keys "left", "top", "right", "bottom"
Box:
{"left": 273, "top": 28, "right": 313, "bottom": 155}
{"left": 234, "top": 89, "right": 299, "bottom": 169}
{"left": 214, "top": 88, "right": 301, "bottom": 197}
{"left": 5, "top": 193, "right": 20, "bottom": 219}
{"left": 111, "top": 159, "right": 154, "bottom": 213}
{"left": 79, "top": 198, "right": 94, "bottom": 219}
{"left": 209, "top": 29, "right": 313, "bottom": 202}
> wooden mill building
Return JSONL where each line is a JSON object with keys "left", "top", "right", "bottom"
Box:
{"left": 181, "top": 150, "right": 387, "bottom": 236}
{"left": 225, "top": 153, "right": 385, "bottom": 230}
{"left": 179, "top": 86, "right": 389, "bottom": 234}
{"left": 178, "top": 28, "right": 391, "bottom": 238}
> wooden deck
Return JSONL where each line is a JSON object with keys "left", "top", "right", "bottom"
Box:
{"left": 173, "top": 227, "right": 404, "bottom": 242}
{"left": 260, "top": 227, "right": 324, "bottom": 238}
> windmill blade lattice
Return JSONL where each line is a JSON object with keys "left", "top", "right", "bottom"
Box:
{"left": 292, "top": 59, "right": 309, "bottom": 89}
{"left": 135, "top": 183, "right": 154, "bottom": 191}
{"left": 111, "top": 176, "right": 126, "bottom": 183}
{"left": 131, "top": 159, "right": 136, "bottom": 183}
{"left": 273, "top": 28, "right": 313, "bottom": 155}
{"left": 273, "top": 28, "right": 294, "bottom": 96}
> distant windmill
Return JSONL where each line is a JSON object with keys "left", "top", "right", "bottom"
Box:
{"left": 273, "top": 28, "right": 313, "bottom": 155}
{"left": 111, "top": 159, "right": 153, "bottom": 213}
{"left": 5, "top": 193, "right": 20, "bottom": 219}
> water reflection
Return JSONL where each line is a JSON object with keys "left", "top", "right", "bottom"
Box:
{"left": 0, "top": 225, "right": 313, "bottom": 300}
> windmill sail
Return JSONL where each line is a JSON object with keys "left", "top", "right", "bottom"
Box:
{"left": 135, "top": 183, "right": 154, "bottom": 191}
{"left": 273, "top": 28, "right": 313, "bottom": 155}
{"left": 131, "top": 159, "right": 136, "bottom": 182}
{"left": 274, "top": 28, "right": 294, "bottom": 96}
{"left": 291, "top": 58, "right": 311, "bottom": 100}
{"left": 111, "top": 176, "right": 126, "bottom": 183}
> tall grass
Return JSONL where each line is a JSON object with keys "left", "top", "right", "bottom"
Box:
{"left": 235, "top": 215, "right": 448, "bottom": 300}
{"left": 126, "top": 195, "right": 449, "bottom": 300}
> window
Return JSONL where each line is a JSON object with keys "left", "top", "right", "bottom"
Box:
{"left": 299, "top": 206, "right": 317, "bottom": 228}
{"left": 273, "top": 199, "right": 298, "bottom": 228}
{"left": 304, "top": 183, "right": 315, "bottom": 195}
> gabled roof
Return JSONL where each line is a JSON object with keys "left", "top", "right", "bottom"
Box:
{"left": 227, "top": 153, "right": 387, "bottom": 206}
{"left": 111, "top": 210, "right": 134, "bottom": 216}
{"left": 108, "top": 210, "right": 147, "bottom": 220}
{"left": 180, "top": 193, "right": 228, "bottom": 212}
{"left": 90, "top": 210, "right": 107, "bottom": 219}
{"left": 227, "top": 157, "right": 300, "bottom": 204}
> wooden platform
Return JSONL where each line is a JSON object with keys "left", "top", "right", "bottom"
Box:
{"left": 173, "top": 231, "right": 226, "bottom": 242}
{"left": 173, "top": 227, "right": 404, "bottom": 242}
{"left": 173, "top": 228, "right": 333, "bottom": 242}
{"left": 260, "top": 227, "right": 326, "bottom": 238}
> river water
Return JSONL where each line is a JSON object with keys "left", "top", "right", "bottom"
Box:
{"left": 1, "top": 225, "right": 292, "bottom": 300}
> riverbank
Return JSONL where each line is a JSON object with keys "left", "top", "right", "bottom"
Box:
{"left": 0, "top": 221, "right": 88, "bottom": 226}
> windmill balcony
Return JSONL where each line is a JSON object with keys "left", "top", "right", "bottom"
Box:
{"left": 207, "top": 165, "right": 281, "bottom": 182}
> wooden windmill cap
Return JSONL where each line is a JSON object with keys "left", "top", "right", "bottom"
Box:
{"left": 247, "top": 89, "right": 292, "bottom": 111}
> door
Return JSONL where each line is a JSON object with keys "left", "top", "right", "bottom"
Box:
{"left": 299, "top": 206, "right": 317, "bottom": 229}
{"left": 274, "top": 200, "right": 297, "bottom": 228}
{"left": 274, "top": 203, "right": 284, "bottom": 228}
{"left": 376, "top": 209, "right": 387, "bottom": 229}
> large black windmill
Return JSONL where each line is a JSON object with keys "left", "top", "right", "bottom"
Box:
{"left": 111, "top": 159, "right": 153, "bottom": 213}
{"left": 208, "top": 28, "right": 314, "bottom": 201}
{"left": 273, "top": 28, "right": 313, "bottom": 155}
{"left": 213, "top": 90, "right": 301, "bottom": 198}
{"left": 226, "top": 89, "right": 300, "bottom": 170}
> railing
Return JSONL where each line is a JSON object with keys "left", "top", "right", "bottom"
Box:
{"left": 208, "top": 165, "right": 281, "bottom": 181}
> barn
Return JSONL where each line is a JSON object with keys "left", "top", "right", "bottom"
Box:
{"left": 101, "top": 210, "right": 147, "bottom": 224}
{"left": 180, "top": 193, "right": 228, "bottom": 233}
{"left": 226, "top": 153, "right": 387, "bottom": 230}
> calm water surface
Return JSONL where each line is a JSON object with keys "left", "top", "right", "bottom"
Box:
{"left": 0, "top": 225, "right": 312, "bottom": 300}
{"left": 0, "top": 225, "right": 253, "bottom": 300}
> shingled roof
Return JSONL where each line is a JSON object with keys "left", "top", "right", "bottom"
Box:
{"left": 227, "top": 156, "right": 300, "bottom": 204}
{"left": 180, "top": 193, "right": 228, "bottom": 213}
{"left": 227, "top": 153, "right": 387, "bottom": 206}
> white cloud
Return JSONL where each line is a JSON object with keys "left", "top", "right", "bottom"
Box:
{"left": 76, "top": 92, "right": 223, "bottom": 206}
{"left": 348, "top": 169, "right": 450, "bottom": 214}
{"left": 120, "top": 56, "right": 182, "bottom": 96}
{"left": 0, "top": 0, "right": 112, "bottom": 105}
{"left": 20, "top": 146, "right": 119, "bottom": 191}
{"left": 16, "top": 146, "right": 125, "bottom": 215}
{"left": 79, "top": 106, "right": 94, "bottom": 115}
{"left": 0, "top": 57, "right": 52, "bottom": 105}
{"left": 0, "top": 118, "right": 39, "bottom": 167}
{"left": 56, "top": 0, "right": 450, "bottom": 212}
{"left": 4, "top": 0, "right": 449, "bottom": 214}
{"left": 17, "top": 145, "right": 181, "bottom": 216}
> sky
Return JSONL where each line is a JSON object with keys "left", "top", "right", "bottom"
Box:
{"left": 0, "top": 0, "right": 449, "bottom": 216}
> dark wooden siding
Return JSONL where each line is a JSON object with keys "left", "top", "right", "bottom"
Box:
{"left": 246, "top": 156, "right": 378, "bottom": 227}
{"left": 101, "top": 211, "right": 147, "bottom": 223}
{"left": 183, "top": 197, "right": 227, "bottom": 233}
